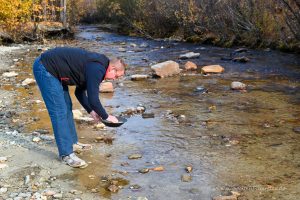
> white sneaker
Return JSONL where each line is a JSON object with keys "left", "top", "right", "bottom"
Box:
{"left": 62, "top": 153, "right": 88, "bottom": 168}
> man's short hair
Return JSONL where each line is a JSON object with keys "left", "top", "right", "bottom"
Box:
{"left": 110, "top": 57, "right": 126, "bottom": 70}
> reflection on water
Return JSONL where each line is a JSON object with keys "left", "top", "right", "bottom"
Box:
{"left": 3, "top": 25, "right": 300, "bottom": 199}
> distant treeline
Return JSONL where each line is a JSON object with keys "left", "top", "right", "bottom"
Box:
{"left": 87, "top": 0, "right": 300, "bottom": 52}
{"left": 1, "top": 0, "right": 300, "bottom": 52}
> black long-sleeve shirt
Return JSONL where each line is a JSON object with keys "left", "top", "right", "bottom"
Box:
{"left": 74, "top": 62, "right": 108, "bottom": 119}
{"left": 41, "top": 47, "right": 109, "bottom": 119}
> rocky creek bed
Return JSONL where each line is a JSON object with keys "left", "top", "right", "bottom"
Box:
{"left": 0, "top": 25, "right": 300, "bottom": 200}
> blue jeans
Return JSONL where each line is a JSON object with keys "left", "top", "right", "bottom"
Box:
{"left": 33, "top": 57, "right": 78, "bottom": 157}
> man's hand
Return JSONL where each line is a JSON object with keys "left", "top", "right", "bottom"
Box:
{"left": 90, "top": 110, "right": 100, "bottom": 122}
{"left": 106, "top": 115, "right": 118, "bottom": 123}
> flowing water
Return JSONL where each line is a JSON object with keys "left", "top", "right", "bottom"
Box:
{"left": 4, "top": 25, "right": 300, "bottom": 200}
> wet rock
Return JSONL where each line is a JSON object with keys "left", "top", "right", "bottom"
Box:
{"left": 94, "top": 136, "right": 104, "bottom": 142}
{"left": 137, "top": 197, "right": 148, "bottom": 200}
{"left": 201, "top": 65, "right": 224, "bottom": 74}
{"left": 94, "top": 123, "right": 105, "bottom": 129}
{"left": 185, "top": 166, "right": 193, "bottom": 173}
{"left": 0, "top": 163, "right": 8, "bottom": 169}
{"left": 152, "top": 166, "right": 164, "bottom": 171}
{"left": 231, "top": 81, "right": 246, "bottom": 90}
{"left": 39, "top": 135, "right": 54, "bottom": 141}
{"left": 194, "top": 86, "right": 208, "bottom": 93}
{"left": 72, "top": 109, "right": 83, "bottom": 119}
{"left": 123, "top": 107, "right": 136, "bottom": 115}
{"left": 107, "top": 184, "right": 119, "bottom": 193}
{"left": 120, "top": 162, "right": 130, "bottom": 166}
{"left": 118, "top": 48, "right": 126, "bottom": 52}
{"left": 21, "top": 78, "right": 36, "bottom": 86}
{"left": 24, "top": 175, "right": 30, "bottom": 185}
{"left": 181, "top": 174, "right": 192, "bottom": 182}
{"left": 100, "top": 82, "right": 114, "bottom": 93}
{"left": 0, "top": 187, "right": 7, "bottom": 194}
{"left": 151, "top": 61, "right": 180, "bottom": 78}
{"left": 103, "top": 136, "right": 114, "bottom": 144}
{"left": 140, "top": 42, "right": 149, "bottom": 48}
{"left": 33, "top": 129, "right": 49, "bottom": 135}
{"left": 293, "top": 127, "right": 300, "bottom": 134}
{"left": 184, "top": 61, "right": 198, "bottom": 70}
{"left": 142, "top": 112, "right": 155, "bottom": 119}
{"left": 44, "top": 190, "right": 56, "bottom": 196}
{"left": 136, "top": 106, "right": 146, "bottom": 113}
{"left": 32, "top": 137, "right": 41, "bottom": 143}
{"left": 231, "top": 48, "right": 248, "bottom": 56}
{"left": 131, "top": 74, "right": 149, "bottom": 81}
{"left": 53, "top": 193, "right": 63, "bottom": 199}
{"left": 129, "top": 184, "right": 142, "bottom": 191}
{"left": 233, "top": 56, "right": 250, "bottom": 63}
{"left": 139, "top": 168, "right": 150, "bottom": 174}
{"left": 0, "top": 157, "right": 7, "bottom": 163}
{"left": 128, "top": 154, "right": 142, "bottom": 159}
{"left": 213, "top": 191, "right": 240, "bottom": 200}
{"left": 129, "top": 43, "right": 137, "bottom": 47}
{"left": 2, "top": 71, "right": 18, "bottom": 78}
{"left": 70, "top": 190, "right": 83, "bottom": 195}
{"left": 179, "top": 52, "right": 200, "bottom": 59}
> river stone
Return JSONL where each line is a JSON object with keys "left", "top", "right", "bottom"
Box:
{"left": 140, "top": 42, "right": 149, "bottom": 48}
{"left": 2, "top": 71, "right": 18, "bottom": 78}
{"left": 233, "top": 56, "right": 250, "bottom": 63}
{"left": 72, "top": 109, "right": 83, "bottom": 120}
{"left": 184, "top": 61, "right": 198, "bottom": 70}
{"left": 128, "top": 154, "right": 142, "bottom": 159}
{"left": 151, "top": 61, "right": 180, "bottom": 78}
{"left": 0, "top": 163, "right": 8, "bottom": 169}
{"left": 32, "top": 137, "right": 41, "bottom": 143}
{"left": 213, "top": 191, "right": 240, "bottom": 200}
{"left": 179, "top": 52, "right": 200, "bottom": 59}
{"left": 0, "top": 187, "right": 7, "bottom": 194}
{"left": 293, "top": 127, "right": 300, "bottom": 133}
{"left": 107, "top": 184, "right": 119, "bottom": 193}
{"left": 137, "top": 197, "right": 148, "bottom": 200}
{"left": 131, "top": 74, "right": 149, "bottom": 81}
{"left": 53, "top": 193, "right": 63, "bottom": 199}
{"left": 231, "top": 81, "right": 246, "bottom": 90}
{"left": 142, "top": 112, "right": 155, "bottom": 118}
{"left": 44, "top": 190, "right": 56, "bottom": 196}
{"left": 118, "top": 48, "right": 126, "bottom": 52}
{"left": 201, "top": 65, "right": 224, "bottom": 74}
{"left": 152, "top": 166, "right": 164, "bottom": 171}
{"left": 100, "top": 82, "right": 114, "bottom": 93}
{"left": 181, "top": 174, "right": 192, "bottom": 182}
{"left": 0, "top": 157, "right": 7, "bottom": 163}
{"left": 139, "top": 168, "right": 150, "bottom": 173}
{"left": 22, "top": 78, "right": 36, "bottom": 86}
{"left": 185, "top": 166, "right": 193, "bottom": 173}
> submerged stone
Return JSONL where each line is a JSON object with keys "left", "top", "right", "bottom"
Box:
{"left": 128, "top": 154, "right": 142, "bottom": 159}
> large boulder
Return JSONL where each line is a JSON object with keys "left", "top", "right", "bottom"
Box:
{"left": 201, "top": 65, "right": 224, "bottom": 74}
{"left": 100, "top": 82, "right": 114, "bottom": 93}
{"left": 151, "top": 61, "right": 180, "bottom": 78}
